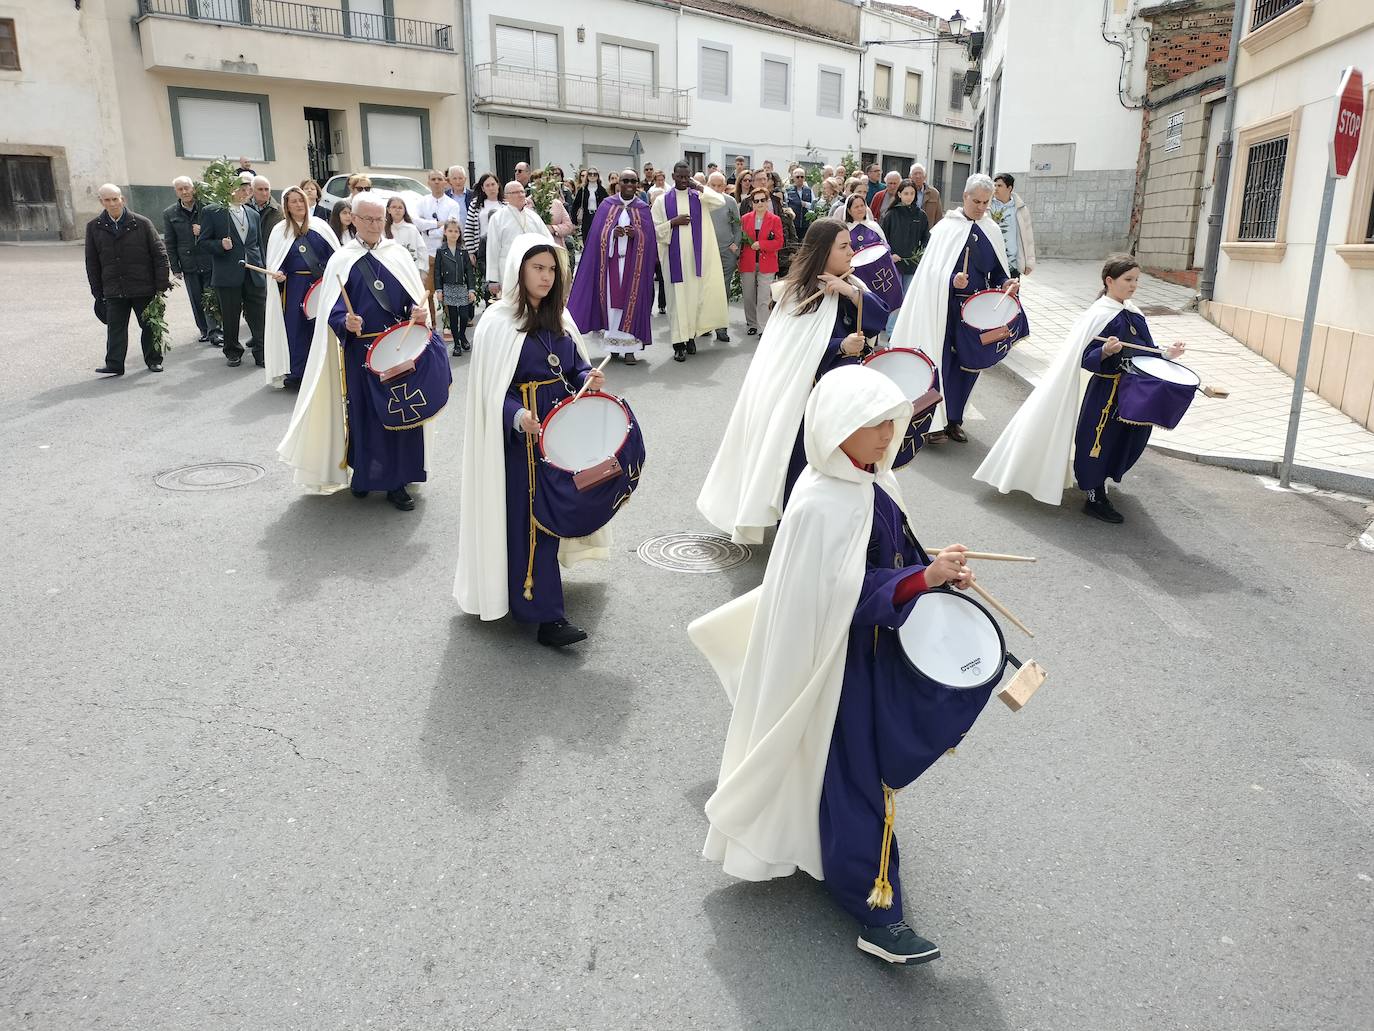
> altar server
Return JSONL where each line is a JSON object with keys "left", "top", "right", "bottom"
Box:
{"left": 263, "top": 186, "right": 340, "bottom": 390}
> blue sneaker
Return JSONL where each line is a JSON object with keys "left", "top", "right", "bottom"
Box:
{"left": 857, "top": 921, "right": 940, "bottom": 965}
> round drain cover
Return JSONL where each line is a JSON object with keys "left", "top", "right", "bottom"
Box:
{"left": 637, "top": 533, "right": 753, "bottom": 573}
{"left": 154, "top": 462, "right": 265, "bottom": 492}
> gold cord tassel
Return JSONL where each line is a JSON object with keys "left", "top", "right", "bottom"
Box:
{"left": 1089, "top": 374, "right": 1120, "bottom": 459}
{"left": 522, "top": 382, "right": 537, "bottom": 601}
{"left": 866, "top": 784, "right": 896, "bottom": 910}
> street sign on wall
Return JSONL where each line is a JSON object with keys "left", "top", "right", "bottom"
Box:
{"left": 1332, "top": 66, "right": 1364, "bottom": 179}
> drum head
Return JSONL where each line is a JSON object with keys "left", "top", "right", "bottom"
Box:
{"left": 366, "top": 323, "right": 431, "bottom": 374}
{"left": 540, "top": 393, "right": 632, "bottom": 472}
{"left": 896, "top": 591, "right": 1007, "bottom": 690}
{"left": 863, "top": 348, "right": 937, "bottom": 403}
{"left": 850, "top": 244, "right": 890, "bottom": 268}
{"left": 301, "top": 280, "right": 321, "bottom": 320}
{"left": 961, "top": 290, "right": 1022, "bottom": 331}
{"left": 1131, "top": 354, "right": 1199, "bottom": 387}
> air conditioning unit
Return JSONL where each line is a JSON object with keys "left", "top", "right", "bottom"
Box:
{"left": 963, "top": 70, "right": 981, "bottom": 96}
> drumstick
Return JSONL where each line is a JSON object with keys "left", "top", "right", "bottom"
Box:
{"left": 239, "top": 259, "right": 274, "bottom": 276}
{"left": 337, "top": 275, "right": 355, "bottom": 316}
{"left": 1093, "top": 337, "right": 1231, "bottom": 395}
{"left": 1093, "top": 336, "right": 1221, "bottom": 357}
{"left": 961, "top": 247, "right": 970, "bottom": 276}
{"left": 969, "top": 581, "right": 1034, "bottom": 638}
{"left": 932, "top": 549, "right": 1037, "bottom": 563}
{"left": 572, "top": 354, "right": 613, "bottom": 402}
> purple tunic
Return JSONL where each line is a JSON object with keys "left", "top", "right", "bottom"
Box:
{"left": 567, "top": 197, "right": 657, "bottom": 344}
{"left": 499, "top": 330, "right": 592, "bottom": 623}
{"left": 1074, "top": 308, "right": 1156, "bottom": 491}
{"left": 327, "top": 255, "right": 427, "bottom": 491}
{"left": 278, "top": 229, "right": 335, "bottom": 381}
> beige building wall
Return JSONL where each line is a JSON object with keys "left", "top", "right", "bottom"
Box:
{"left": 1206, "top": 0, "right": 1374, "bottom": 430}
{"left": 1136, "top": 81, "right": 1215, "bottom": 271}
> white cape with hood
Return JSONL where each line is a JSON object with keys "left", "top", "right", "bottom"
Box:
{"left": 973, "top": 295, "right": 1139, "bottom": 505}
{"left": 263, "top": 216, "right": 340, "bottom": 387}
{"left": 275, "top": 236, "right": 434, "bottom": 493}
{"left": 887, "top": 208, "right": 1011, "bottom": 428}
{"left": 454, "top": 233, "right": 612, "bottom": 621}
{"left": 691, "top": 365, "right": 913, "bottom": 882}
{"left": 696, "top": 276, "right": 871, "bottom": 545}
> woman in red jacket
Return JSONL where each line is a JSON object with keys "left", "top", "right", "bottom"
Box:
{"left": 739, "top": 189, "right": 786, "bottom": 335}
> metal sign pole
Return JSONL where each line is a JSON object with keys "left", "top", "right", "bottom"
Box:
{"left": 1277, "top": 160, "right": 1337, "bottom": 489}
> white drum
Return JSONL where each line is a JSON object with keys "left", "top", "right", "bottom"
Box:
{"left": 365, "top": 323, "right": 431, "bottom": 377}
{"left": 1129, "top": 354, "right": 1200, "bottom": 387}
{"left": 301, "top": 279, "right": 323, "bottom": 320}
{"left": 862, "top": 347, "right": 939, "bottom": 407}
{"left": 539, "top": 392, "right": 632, "bottom": 473}
{"left": 960, "top": 288, "right": 1025, "bottom": 331}
{"left": 896, "top": 590, "right": 1007, "bottom": 690}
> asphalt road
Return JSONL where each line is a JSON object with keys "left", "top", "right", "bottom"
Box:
{"left": 3, "top": 243, "right": 1373, "bottom": 1031}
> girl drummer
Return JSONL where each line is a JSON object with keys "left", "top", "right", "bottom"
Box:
{"left": 1075, "top": 255, "right": 1184, "bottom": 523}
{"left": 455, "top": 235, "right": 608, "bottom": 648}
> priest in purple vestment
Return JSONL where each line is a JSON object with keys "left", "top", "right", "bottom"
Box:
{"left": 567, "top": 169, "right": 657, "bottom": 365}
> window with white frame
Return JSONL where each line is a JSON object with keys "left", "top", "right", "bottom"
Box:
{"left": 904, "top": 71, "right": 922, "bottom": 118}
{"left": 762, "top": 57, "right": 790, "bottom": 110}
{"left": 1224, "top": 108, "right": 1301, "bottom": 258}
{"left": 818, "top": 68, "right": 843, "bottom": 118}
{"left": 170, "top": 89, "right": 272, "bottom": 161}
{"left": 601, "top": 42, "right": 654, "bottom": 87}
{"left": 494, "top": 23, "right": 558, "bottom": 73}
{"left": 362, "top": 105, "right": 429, "bottom": 169}
{"left": 873, "top": 63, "right": 892, "bottom": 113}
{"left": 700, "top": 43, "right": 730, "bottom": 101}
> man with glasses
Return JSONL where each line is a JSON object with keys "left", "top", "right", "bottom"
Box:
{"left": 784, "top": 169, "right": 815, "bottom": 237}
{"left": 568, "top": 170, "right": 658, "bottom": 365}
{"left": 483, "top": 180, "right": 552, "bottom": 300}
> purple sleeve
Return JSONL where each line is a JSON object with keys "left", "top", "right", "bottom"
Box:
{"left": 569, "top": 342, "right": 593, "bottom": 388}
{"left": 852, "top": 566, "right": 928, "bottom": 629}
{"left": 858, "top": 291, "right": 889, "bottom": 337}
{"left": 503, "top": 391, "right": 523, "bottom": 428}
{"left": 327, "top": 294, "right": 349, "bottom": 338}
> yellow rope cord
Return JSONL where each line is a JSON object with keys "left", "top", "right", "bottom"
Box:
{"left": 866, "top": 783, "right": 897, "bottom": 910}
{"left": 1089, "top": 374, "right": 1120, "bottom": 459}
{"left": 521, "top": 381, "right": 538, "bottom": 601}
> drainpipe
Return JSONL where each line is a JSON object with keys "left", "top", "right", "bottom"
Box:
{"left": 1198, "top": 0, "right": 1247, "bottom": 301}
{"left": 460, "top": 0, "right": 477, "bottom": 179}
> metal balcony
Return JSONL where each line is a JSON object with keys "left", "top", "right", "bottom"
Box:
{"left": 472, "top": 63, "right": 691, "bottom": 129}
{"left": 137, "top": 0, "right": 454, "bottom": 51}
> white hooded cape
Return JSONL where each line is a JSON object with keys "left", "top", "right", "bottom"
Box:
{"left": 973, "top": 295, "right": 1139, "bottom": 505}
{"left": 453, "top": 233, "right": 612, "bottom": 621}
{"left": 887, "top": 208, "right": 1011, "bottom": 428}
{"left": 263, "top": 216, "right": 340, "bottom": 387}
{"left": 696, "top": 276, "right": 871, "bottom": 545}
{"left": 275, "top": 237, "right": 433, "bottom": 493}
{"left": 691, "top": 365, "right": 913, "bottom": 882}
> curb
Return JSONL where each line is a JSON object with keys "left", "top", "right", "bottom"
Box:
{"left": 996, "top": 358, "right": 1374, "bottom": 499}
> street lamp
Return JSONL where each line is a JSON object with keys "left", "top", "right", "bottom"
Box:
{"left": 949, "top": 10, "right": 965, "bottom": 38}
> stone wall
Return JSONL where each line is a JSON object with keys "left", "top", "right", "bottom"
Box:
{"left": 1013, "top": 169, "right": 1137, "bottom": 258}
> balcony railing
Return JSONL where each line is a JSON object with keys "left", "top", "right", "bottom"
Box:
{"left": 473, "top": 63, "right": 690, "bottom": 127}
{"left": 872, "top": 94, "right": 891, "bottom": 113}
{"left": 903, "top": 101, "right": 920, "bottom": 117}
{"left": 1251, "top": 0, "right": 1302, "bottom": 30}
{"left": 137, "top": 0, "right": 454, "bottom": 51}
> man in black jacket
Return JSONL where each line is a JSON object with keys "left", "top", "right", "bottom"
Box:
{"left": 249, "top": 175, "right": 283, "bottom": 243}
{"left": 162, "top": 176, "right": 221, "bottom": 345}
{"left": 197, "top": 173, "right": 267, "bottom": 368}
{"left": 85, "top": 184, "right": 171, "bottom": 376}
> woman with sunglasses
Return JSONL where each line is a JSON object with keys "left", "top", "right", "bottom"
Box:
{"left": 571, "top": 168, "right": 608, "bottom": 235}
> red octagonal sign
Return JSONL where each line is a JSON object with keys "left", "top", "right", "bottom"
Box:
{"left": 1333, "top": 66, "right": 1364, "bottom": 179}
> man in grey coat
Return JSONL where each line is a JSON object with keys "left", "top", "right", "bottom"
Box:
{"left": 706, "top": 171, "right": 740, "bottom": 343}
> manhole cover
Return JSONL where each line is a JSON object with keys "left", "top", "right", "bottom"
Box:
{"left": 637, "top": 533, "right": 753, "bottom": 573}
{"left": 154, "top": 462, "right": 265, "bottom": 492}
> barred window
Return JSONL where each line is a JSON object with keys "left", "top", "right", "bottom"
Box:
{"left": 1237, "top": 137, "right": 1287, "bottom": 241}
{"left": 0, "top": 19, "right": 19, "bottom": 71}
{"left": 1251, "top": 0, "right": 1302, "bottom": 32}
{"left": 949, "top": 70, "right": 964, "bottom": 111}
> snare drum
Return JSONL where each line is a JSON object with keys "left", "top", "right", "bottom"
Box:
{"left": 880, "top": 590, "right": 1006, "bottom": 787}
{"left": 1116, "top": 354, "right": 1198, "bottom": 430}
{"left": 862, "top": 347, "right": 942, "bottom": 469}
{"left": 850, "top": 244, "right": 905, "bottom": 313}
{"left": 533, "top": 391, "right": 647, "bottom": 539}
{"left": 957, "top": 289, "right": 1026, "bottom": 371}
{"left": 361, "top": 323, "right": 452, "bottom": 431}
{"left": 301, "top": 279, "right": 323, "bottom": 320}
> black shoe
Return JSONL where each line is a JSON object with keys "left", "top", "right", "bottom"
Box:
{"left": 146, "top": 363, "right": 164, "bottom": 373}
{"left": 386, "top": 487, "right": 415, "bottom": 511}
{"left": 197, "top": 331, "right": 210, "bottom": 343}
{"left": 857, "top": 921, "right": 940, "bottom": 966}
{"left": 226, "top": 356, "right": 243, "bottom": 367}
{"left": 685, "top": 339, "right": 697, "bottom": 355}
{"left": 944, "top": 422, "right": 968, "bottom": 443}
{"left": 657, "top": 307, "right": 667, "bottom": 315}
{"left": 747, "top": 326, "right": 758, "bottom": 336}
{"left": 461, "top": 340, "right": 471, "bottom": 353}
{"left": 209, "top": 333, "right": 223, "bottom": 348}
{"left": 715, "top": 329, "right": 730, "bottom": 342}
{"left": 673, "top": 343, "right": 687, "bottom": 363}
{"left": 283, "top": 376, "right": 301, "bottom": 391}
{"left": 253, "top": 353, "right": 265, "bottom": 368}
{"left": 451, "top": 344, "right": 463, "bottom": 356}
{"left": 537, "top": 618, "right": 588, "bottom": 648}
{"left": 351, "top": 489, "right": 368, "bottom": 499}
{"left": 1083, "top": 493, "right": 1124, "bottom": 524}
{"left": 94, "top": 365, "right": 124, "bottom": 376}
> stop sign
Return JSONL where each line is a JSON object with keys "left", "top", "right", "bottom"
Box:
{"left": 1333, "top": 66, "right": 1364, "bottom": 179}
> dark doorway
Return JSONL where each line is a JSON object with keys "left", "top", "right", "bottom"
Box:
{"left": 305, "top": 108, "right": 331, "bottom": 183}
{"left": 495, "top": 144, "right": 532, "bottom": 186}
{"left": 0, "top": 155, "right": 59, "bottom": 241}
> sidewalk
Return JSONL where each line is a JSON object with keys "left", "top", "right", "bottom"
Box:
{"left": 1007, "top": 260, "right": 1374, "bottom": 496}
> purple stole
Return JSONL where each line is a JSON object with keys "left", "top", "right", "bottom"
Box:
{"left": 664, "top": 189, "right": 702, "bottom": 284}
{"left": 601, "top": 202, "right": 645, "bottom": 329}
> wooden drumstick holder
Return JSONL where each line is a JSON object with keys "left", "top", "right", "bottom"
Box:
{"left": 999, "top": 654, "right": 1047, "bottom": 711}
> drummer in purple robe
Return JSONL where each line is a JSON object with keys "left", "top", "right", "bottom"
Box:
{"left": 889, "top": 173, "right": 1028, "bottom": 444}
{"left": 263, "top": 186, "right": 340, "bottom": 390}
{"left": 1074, "top": 256, "right": 1185, "bottom": 523}
{"left": 567, "top": 168, "right": 657, "bottom": 365}
{"left": 693, "top": 365, "right": 979, "bottom": 965}
{"left": 276, "top": 194, "right": 445, "bottom": 510}
{"left": 455, "top": 235, "right": 609, "bottom": 649}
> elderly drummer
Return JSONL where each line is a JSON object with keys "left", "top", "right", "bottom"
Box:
{"left": 454, "top": 234, "right": 607, "bottom": 649}
{"left": 277, "top": 193, "right": 443, "bottom": 510}
{"left": 888, "top": 173, "right": 1029, "bottom": 444}
{"left": 694, "top": 365, "right": 976, "bottom": 966}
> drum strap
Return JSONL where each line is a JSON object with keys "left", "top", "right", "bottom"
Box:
{"left": 1089, "top": 374, "right": 1121, "bottom": 458}
{"left": 361, "top": 256, "right": 399, "bottom": 317}
{"left": 865, "top": 784, "right": 897, "bottom": 911}
{"left": 298, "top": 238, "right": 324, "bottom": 279}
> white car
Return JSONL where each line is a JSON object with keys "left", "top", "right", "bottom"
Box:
{"left": 318, "top": 173, "right": 427, "bottom": 219}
